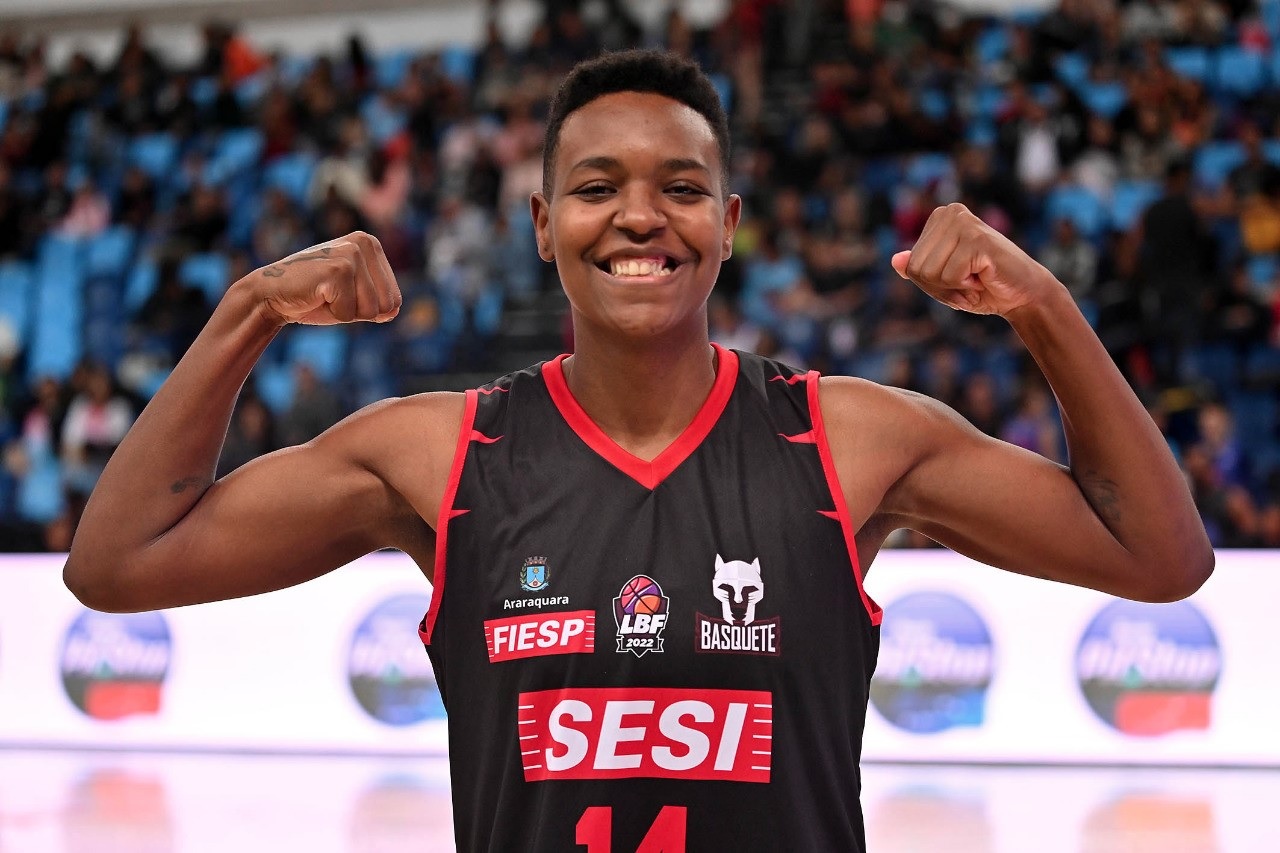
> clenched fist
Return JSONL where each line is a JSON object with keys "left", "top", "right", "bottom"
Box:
{"left": 248, "top": 231, "right": 403, "bottom": 326}
{"left": 891, "top": 203, "right": 1062, "bottom": 317}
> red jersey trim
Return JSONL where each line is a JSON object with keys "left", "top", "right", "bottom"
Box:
{"left": 806, "top": 372, "right": 883, "bottom": 626}
{"left": 542, "top": 344, "right": 739, "bottom": 490}
{"left": 420, "top": 388, "right": 479, "bottom": 645}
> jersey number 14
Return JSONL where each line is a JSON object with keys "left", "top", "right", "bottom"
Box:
{"left": 576, "top": 805, "right": 687, "bottom": 853}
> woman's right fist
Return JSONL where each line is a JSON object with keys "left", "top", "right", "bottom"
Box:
{"left": 248, "top": 232, "right": 402, "bottom": 326}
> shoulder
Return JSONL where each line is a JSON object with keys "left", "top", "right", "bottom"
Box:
{"left": 816, "top": 375, "right": 987, "bottom": 518}
{"left": 817, "top": 374, "right": 966, "bottom": 442}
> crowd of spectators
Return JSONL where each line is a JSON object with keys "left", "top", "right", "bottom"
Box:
{"left": 3, "top": 0, "right": 1280, "bottom": 552}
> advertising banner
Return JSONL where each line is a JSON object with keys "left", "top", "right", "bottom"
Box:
{"left": 0, "top": 550, "right": 1274, "bottom": 765}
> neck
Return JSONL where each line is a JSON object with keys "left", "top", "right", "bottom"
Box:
{"left": 563, "top": 316, "right": 717, "bottom": 459}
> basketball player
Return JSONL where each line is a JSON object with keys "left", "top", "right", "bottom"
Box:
{"left": 64, "top": 51, "right": 1211, "bottom": 852}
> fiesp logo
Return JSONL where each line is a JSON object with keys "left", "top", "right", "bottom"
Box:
{"left": 1076, "top": 600, "right": 1220, "bottom": 736}
{"left": 484, "top": 610, "right": 596, "bottom": 663}
{"left": 870, "top": 592, "right": 994, "bottom": 734}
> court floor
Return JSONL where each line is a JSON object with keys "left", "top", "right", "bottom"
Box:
{"left": 1, "top": 750, "right": 1277, "bottom": 852}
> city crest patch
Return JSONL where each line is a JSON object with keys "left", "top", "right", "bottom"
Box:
{"left": 520, "top": 556, "right": 549, "bottom": 592}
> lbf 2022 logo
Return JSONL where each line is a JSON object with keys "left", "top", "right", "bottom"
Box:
{"left": 61, "top": 610, "right": 171, "bottom": 720}
{"left": 870, "top": 591, "right": 994, "bottom": 734}
{"left": 614, "top": 575, "right": 669, "bottom": 657}
{"left": 349, "top": 594, "right": 446, "bottom": 726}
{"left": 1076, "top": 600, "right": 1221, "bottom": 736}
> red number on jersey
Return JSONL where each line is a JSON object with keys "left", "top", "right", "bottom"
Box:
{"left": 576, "top": 805, "right": 688, "bottom": 853}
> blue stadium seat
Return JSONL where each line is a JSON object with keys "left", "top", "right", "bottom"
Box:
{"left": 709, "top": 73, "right": 733, "bottom": 113}
{"left": 1266, "top": 0, "right": 1280, "bottom": 39}
{"left": 85, "top": 226, "right": 136, "bottom": 280}
{"left": 967, "top": 85, "right": 1009, "bottom": 121}
{"left": 84, "top": 316, "right": 123, "bottom": 366}
{"left": 37, "top": 233, "right": 85, "bottom": 287}
{"left": 287, "top": 326, "right": 348, "bottom": 383}
{"left": 975, "top": 26, "right": 1010, "bottom": 65}
{"left": 27, "top": 317, "right": 82, "bottom": 381}
{"left": 254, "top": 362, "right": 296, "bottom": 414}
{"left": 0, "top": 261, "right": 33, "bottom": 342}
{"left": 1183, "top": 343, "right": 1240, "bottom": 390}
{"left": 179, "top": 252, "right": 231, "bottom": 304}
{"left": 1193, "top": 141, "right": 1247, "bottom": 190}
{"left": 124, "top": 259, "right": 158, "bottom": 315}
{"left": 440, "top": 45, "right": 475, "bottom": 84}
{"left": 1045, "top": 185, "right": 1109, "bottom": 239}
{"left": 1078, "top": 81, "right": 1128, "bottom": 118}
{"left": 1245, "top": 343, "right": 1280, "bottom": 385}
{"left": 190, "top": 76, "right": 219, "bottom": 108}
{"left": 965, "top": 121, "right": 997, "bottom": 147}
{"left": 1228, "top": 391, "right": 1278, "bottom": 453}
{"left": 1214, "top": 47, "right": 1267, "bottom": 97}
{"left": 204, "top": 128, "right": 264, "bottom": 186}
{"left": 235, "top": 72, "right": 270, "bottom": 108}
{"left": 264, "top": 152, "right": 318, "bottom": 207}
{"left": 1165, "top": 47, "right": 1211, "bottom": 82}
{"left": 918, "top": 89, "right": 950, "bottom": 121}
{"left": 1054, "top": 52, "right": 1090, "bottom": 88}
{"left": 859, "top": 159, "right": 902, "bottom": 196}
{"left": 1247, "top": 254, "right": 1278, "bottom": 293}
{"left": 128, "top": 133, "right": 180, "bottom": 181}
{"left": 375, "top": 49, "right": 416, "bottom": 89}
{"left": 227, "top": 193, "right": 263, "bottom": 250}
{"left": 1110, "top": 180, "right": 1160, "bottom": 231}
{"left": 17, "top": 457, "right": 63, "bottom": 523}
{"left": 906, "top": 153, "right": 953, "bottom": 189}
{"left": 361, "top": 94, "right": 408, "bottom": 144}
{"left": 848, "top": 350, "right": 892, "bottom": 385}
{"left": 278, "top": 54, "right": 315, "bottom": 87}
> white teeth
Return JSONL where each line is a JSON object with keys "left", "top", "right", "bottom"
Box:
{"left": 608, "top": 258, "right": 674, "bottom": 277}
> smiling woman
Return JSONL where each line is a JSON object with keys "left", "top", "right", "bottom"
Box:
{"left": 63, "top": 48, "right": 1210, "bottom": 853}
{"left": 531, "top": 83, "right": 741, "bottom": 355}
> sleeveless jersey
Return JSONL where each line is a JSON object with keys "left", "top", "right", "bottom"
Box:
{"left": 420, "top": 345, "right": 882, "bottom": 852}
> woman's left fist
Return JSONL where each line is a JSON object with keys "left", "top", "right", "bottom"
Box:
{"left": 891, "top": 203, "right": 1062, "bottom": 317}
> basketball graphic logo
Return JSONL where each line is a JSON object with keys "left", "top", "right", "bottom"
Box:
{"left": 614, "top": 575, "right": 670, "bottom": 657}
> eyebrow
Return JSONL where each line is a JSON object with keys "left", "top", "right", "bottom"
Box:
{"left": 569, "top": 156, "right": 712, "bottom": 177}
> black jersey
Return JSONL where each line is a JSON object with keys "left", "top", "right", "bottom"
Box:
{"left": 421, "top": 345, "right": 881, "bottom": 852}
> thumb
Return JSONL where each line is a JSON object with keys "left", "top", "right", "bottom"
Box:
{"left": 891, "top": 250, "right": 911, "bottom": 279}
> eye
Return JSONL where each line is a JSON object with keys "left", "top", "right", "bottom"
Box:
{"left": 571, "top": 184, "right": 614, "bottom": 199}
{"left": 667, "top": 184, "right": 708, "bottom": 199}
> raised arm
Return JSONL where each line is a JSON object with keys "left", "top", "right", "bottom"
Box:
{"left": 63, "top": 233, "right": 458, "bottom": 613}
{"left": 827, "top": 204, "right": 1213, "bottom": 602}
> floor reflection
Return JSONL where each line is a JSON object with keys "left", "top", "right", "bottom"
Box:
{"left": 0, "top": 752, "right": 1275, "bottom": 852}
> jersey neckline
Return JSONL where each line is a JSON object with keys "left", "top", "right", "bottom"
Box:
{"left": 542, "top": 343, "right": 739, "bottom": 490}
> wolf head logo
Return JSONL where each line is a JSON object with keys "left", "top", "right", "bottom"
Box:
{"left": 713, "top": 555, "right": 764, "bottom": 625}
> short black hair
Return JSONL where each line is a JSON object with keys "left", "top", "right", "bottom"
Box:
{"left": 542, "top": 49, "right": 730, "bottom": 197}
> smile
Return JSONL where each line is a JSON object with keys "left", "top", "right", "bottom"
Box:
{"left": 594, "top": 256, "right": 682, "bottom": 281}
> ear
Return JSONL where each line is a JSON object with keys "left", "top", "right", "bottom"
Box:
{"left": 715, "top": 554, "right": 725, "bottom": 570}
{"left": 751, "top": 558, "right": 760, "bottom": 570}
{"left": 531, "top": 191, "right": 554, "bottom": 262}
{"left": 721, "top": 194, "right": 742, "bottom": 261}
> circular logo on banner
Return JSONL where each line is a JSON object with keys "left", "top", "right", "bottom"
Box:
{"left": 348, "top": 594, "right": 446, "bottom": 726}
{"left": 61, "top": 610, "right": 171, "bottom": 720}
{"left": 870, "top": 591, "right": 994, "bottom": 734}
{"left": 1076, "top": 599, "right": 1221, "bottom": 736}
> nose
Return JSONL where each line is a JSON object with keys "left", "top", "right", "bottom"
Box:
{"left": 612, "top": 184, "right": 665, "bottom": 238}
